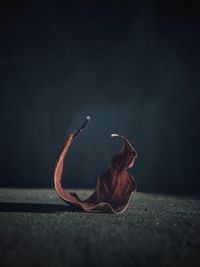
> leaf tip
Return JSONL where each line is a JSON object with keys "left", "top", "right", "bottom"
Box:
{"left": 111, "top": 133, "right": 119, "bottom": 138}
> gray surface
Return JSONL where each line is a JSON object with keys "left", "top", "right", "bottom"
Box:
{"left": 0, "top": 189, "right": 200, "bottom": 267}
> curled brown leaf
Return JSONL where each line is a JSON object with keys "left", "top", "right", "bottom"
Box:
{"left": 54, "top": 116, "right": 137, "bottom": 213}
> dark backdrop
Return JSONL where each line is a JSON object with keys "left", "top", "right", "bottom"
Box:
{"left": 0, "top": 0, "right": 199, "bottom": 194}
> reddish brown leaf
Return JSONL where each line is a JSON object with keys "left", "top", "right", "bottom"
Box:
{"left": 54, "top": 116, "right": 137, "bottom": 213}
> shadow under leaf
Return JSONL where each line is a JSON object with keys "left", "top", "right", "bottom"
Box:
{"left": 0, "top": 202, "right": 82, "bottom": 213}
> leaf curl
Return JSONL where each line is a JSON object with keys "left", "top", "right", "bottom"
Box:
{"left": 54, "top": 116, "right": 137, "bottom": 214}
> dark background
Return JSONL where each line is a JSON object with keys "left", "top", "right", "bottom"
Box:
{"left": 0, "top": 0, "right": 199, "bottom": 194}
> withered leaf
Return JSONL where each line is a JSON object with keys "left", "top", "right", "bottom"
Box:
{"left": 54, "top": 116, "right": 137, "bottom": 214}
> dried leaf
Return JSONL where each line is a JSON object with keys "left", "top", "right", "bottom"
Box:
{"left": 54, "top": 116, "right": 137, "bottom": 213}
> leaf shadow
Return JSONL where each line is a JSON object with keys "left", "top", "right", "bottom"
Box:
{"left": 0, "top": 202, "right": 82, "bottom": 213}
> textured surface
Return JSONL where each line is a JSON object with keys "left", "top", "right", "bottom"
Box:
{"left": 0, "top": 189, "right": 199, "bottom": 267}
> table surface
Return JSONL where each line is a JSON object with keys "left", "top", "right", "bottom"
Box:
{"left": 0, "top": 189, "right": 199, "bottom": 267}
